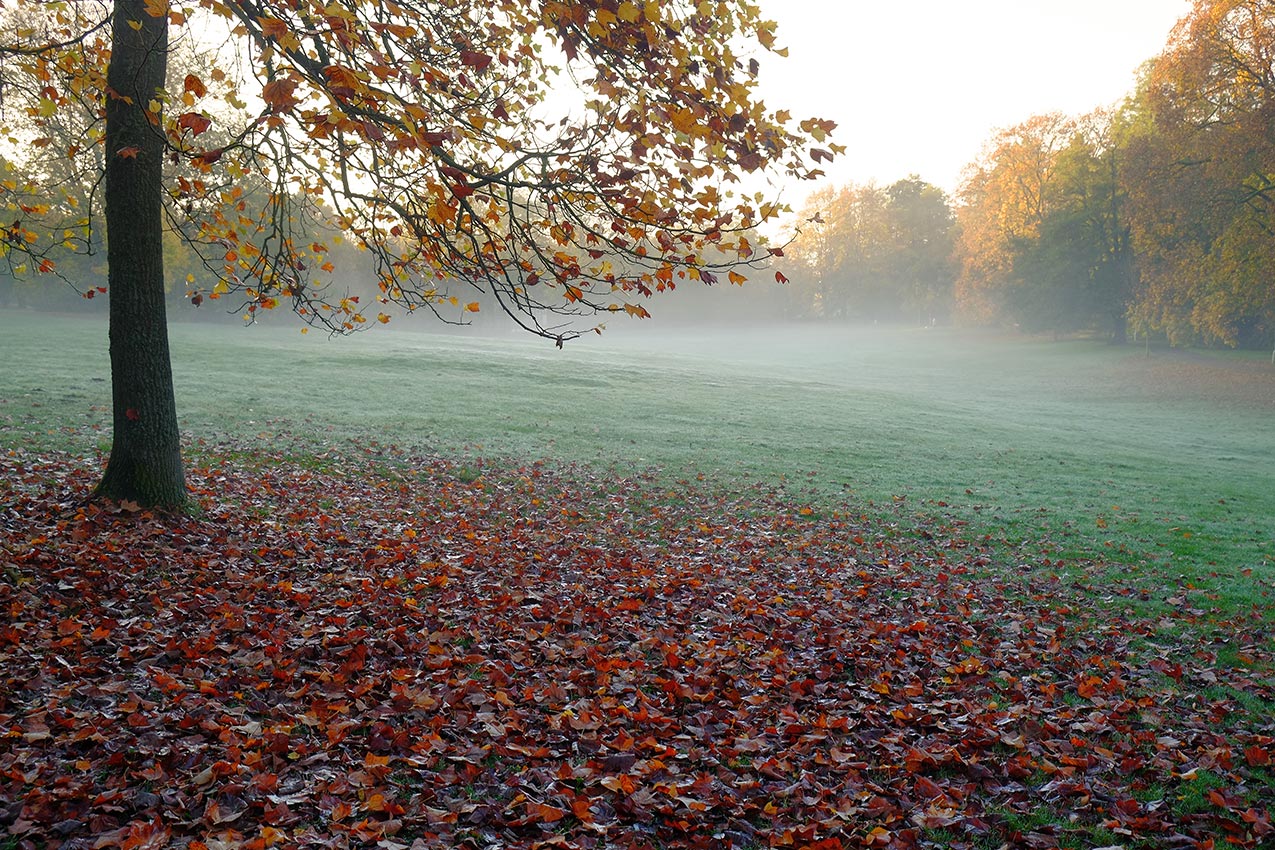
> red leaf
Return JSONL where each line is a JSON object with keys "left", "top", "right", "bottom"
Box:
{"left": 460, "top": 50, "right": 493, "bottom": 71}
{"left": 177, "top": 112, "right": 212, "bottom": 136}
{"left": 125, "top": 408, "right": 140, "bottom": 421}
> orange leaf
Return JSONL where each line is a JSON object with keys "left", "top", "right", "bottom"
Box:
{"left": 192, "top": 148, "right": 223, "bottom": 166}
{"left": 259, "top": 16, "right": 289, "bottom": 40}
{"left": 534, "top": 803, "right": 566, "bottom": 823}
{"left": 262, "top": 78, "right": 300, "bottom": 112}
{"left": 465, "top": 302, "right": 481, "bottom": 312}
{"left": 183, "top": 74, "right": 207, "bottom": 98}
{"left": 116, "top": 146, "right": 141, "bottom": 159}
{"left": 177, "top": 112, "right": 212, "bottom": 136}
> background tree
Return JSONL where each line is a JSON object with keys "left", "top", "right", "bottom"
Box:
{"left": 880, "top": 176, "right": 957, "bottom": 325}
{"left": 1123, "top": 0, "right": 1275, "bottom": 350}
{"left": 781, "top": 178, "right": 955, "bottom": 323}
{"left": 1008, "top": 112, "right": 1136, "bottom": 341}
{"left": 953, "top": 113, "right": 1071, "bottom": 326}
{"left": 0, "top": 0, "right": 837, "bottom": 507}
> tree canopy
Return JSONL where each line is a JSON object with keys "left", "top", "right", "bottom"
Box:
{"left": 1, "top": 0, "right": 838, "bottom": 336}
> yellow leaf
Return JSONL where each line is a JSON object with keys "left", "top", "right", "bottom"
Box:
{"left": 37, "top": 98, "right": 58, "bottom": 117}
{"left": 465, "top": 302, "right": 480, "bottom": 312}
{"left": 128, "top": 19, "right": 143, "bottom": 30}
{"left": 616, "top": 1, "right": 640, "bottom": 23}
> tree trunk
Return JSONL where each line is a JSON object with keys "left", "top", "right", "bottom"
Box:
{"left": 93, "top": 0, "right": 186, "bottom": 508}
{"left": 1109, "top": 311, "right": 1128, "bottom": 345}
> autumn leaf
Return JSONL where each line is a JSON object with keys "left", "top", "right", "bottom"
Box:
{"left": 193, "top": 148, "right": 224, "bottom": 166}
{"left": 177, "top": 112, "right": 212, "bottom": 136}
{"left": 261, "top": 78, "right": 300, "bottom": 112}
{"left": 183, "top": 74, "right": 207, "bottom": 98}
{"left": 459, "top": 50, "right": 493, "bottom": 71}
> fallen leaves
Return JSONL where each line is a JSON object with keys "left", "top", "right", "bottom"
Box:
{"left": 0, "top": 445, "right": 1271, "bottom": 848}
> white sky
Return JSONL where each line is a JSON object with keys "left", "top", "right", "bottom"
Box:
{"left": 755, "top": 0, "right": 1193, "bottom": 198}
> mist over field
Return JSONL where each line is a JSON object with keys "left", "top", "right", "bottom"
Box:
{"left": 3, "top": 309, "right": 1271, "bottom": 602}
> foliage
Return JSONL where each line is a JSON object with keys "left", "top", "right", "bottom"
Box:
{"left": 934, "top": 0, "right": 1275, "bottom": 350}
{"left": 952, "top": 113, "right": 1123, "bottom": 337}
{"left": 781, "top": 177, "right": 956, "bottom": 323}
{"left": 1121, "top": 0, "right": 1275, "bottom": 349}
{"left": 948, "top": 0, "right": 1275, "bottom": 348}
{"left": 0, "top": 0, "right": 837, "bottom": 339}
{"left": 1, "top": 445, "right": 1272, "bottom": 848}
{"left": 1004, "top": 115, "right": 1135, "bottom": 341}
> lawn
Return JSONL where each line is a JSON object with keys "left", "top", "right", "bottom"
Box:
{"left": 1, "top": 309, "right": 1272, "bottom": 849}
{"left": 3, "top": 310, "right": 1271, "bottom": 602}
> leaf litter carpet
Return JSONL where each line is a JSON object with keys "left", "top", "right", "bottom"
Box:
{"left": 1, "top": 446, "right": 1271, "bottom": 849}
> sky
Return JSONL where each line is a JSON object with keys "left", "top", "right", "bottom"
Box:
{"left": 754, "top": 0, "right": 1194, "bottom": 199}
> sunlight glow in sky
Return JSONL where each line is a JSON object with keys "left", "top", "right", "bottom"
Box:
{"left": 756, "top": 0, "right": 1193, "bottom": 198}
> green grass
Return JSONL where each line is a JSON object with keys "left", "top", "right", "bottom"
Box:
{"left": 2, "top": 309, "right": 1272, "bottom": 617}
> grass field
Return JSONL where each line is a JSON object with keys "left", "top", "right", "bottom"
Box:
{"left": 2, "top": 308, "right": 1272, "bottom": 611}
{"left": 3, "top": 308, "right": 1274, "bottom": 848}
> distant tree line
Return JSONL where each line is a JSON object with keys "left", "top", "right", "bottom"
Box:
{"left": 2, "top": 0, "right": 1271, "bottom": 353}
{"left": 779, "top": 0, "right": 1275, "bottom": 352}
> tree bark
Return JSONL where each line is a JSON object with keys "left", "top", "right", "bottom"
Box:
{"left": 93, "top": 0, "right": 186, "bottom": 508}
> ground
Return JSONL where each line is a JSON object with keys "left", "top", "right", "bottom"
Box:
{"left": 2, "top": 442, "right": 1271, "bottom": 849}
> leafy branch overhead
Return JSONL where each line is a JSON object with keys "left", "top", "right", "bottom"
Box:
{"left": 0, "top": 0, "right": 842, "bottom": 340}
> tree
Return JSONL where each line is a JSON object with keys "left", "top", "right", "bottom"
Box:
{"left": 881, "top": 176, "right": 956, "bottom": 324}
{"left": 1008, "top": 112, "right": 1136, "bottom": 341}
{"left": 954, "top": 113, "right": 1072, "bottom": 325}
{"left": 1122, "top": 0, "right": 1275, "bottom": 349}
{"left": 782, "top": 180, "right": 956, "bottom": 323}
{"left": 0, "top": 0, "right": 837, "bottom": 507}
